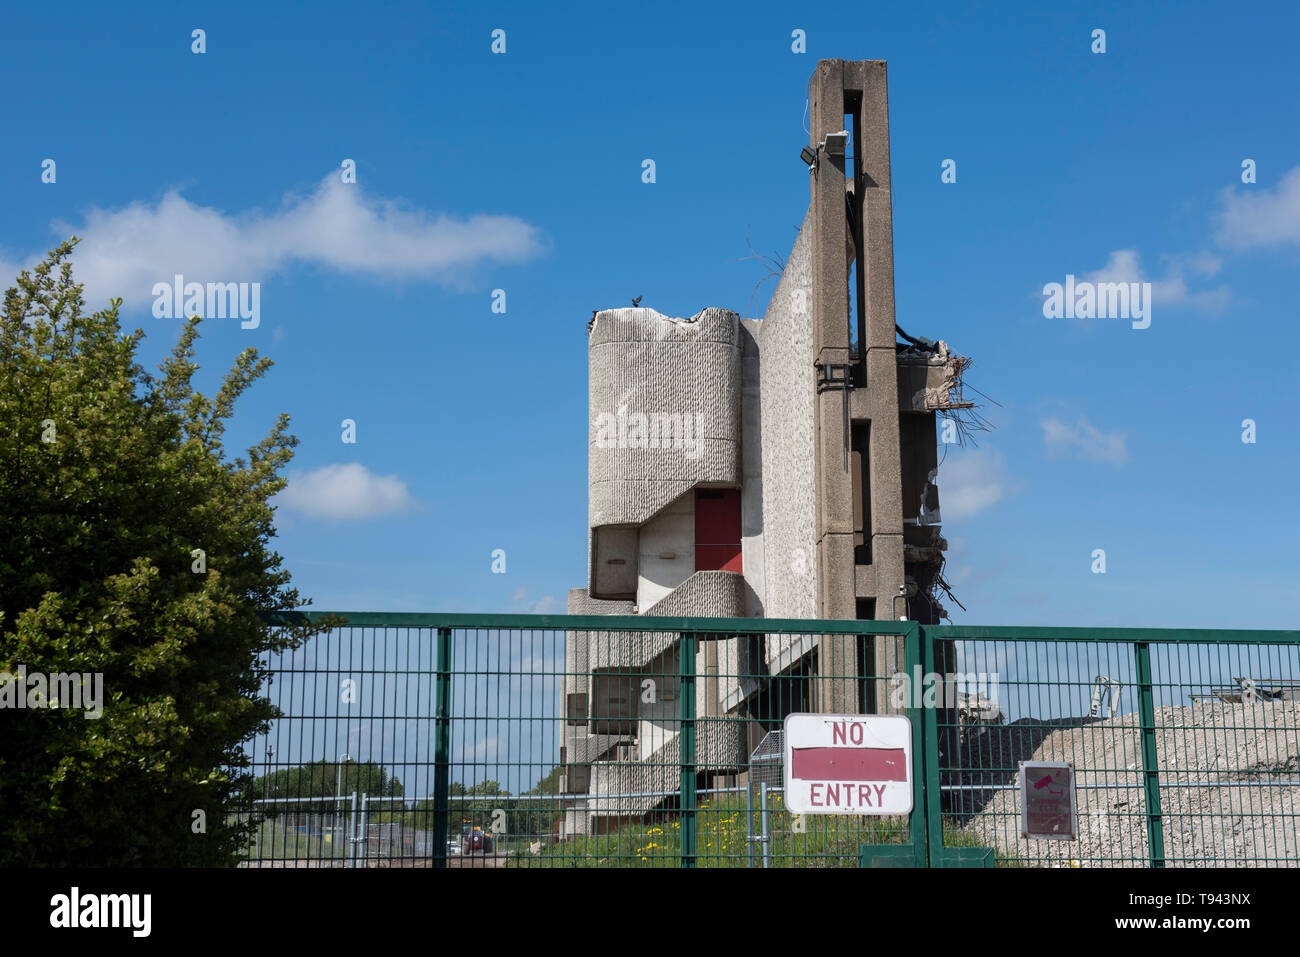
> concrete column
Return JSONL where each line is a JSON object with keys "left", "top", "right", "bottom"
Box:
{"left": 848, "top": 61, "right": 907, "bottom": 712}
{"left": 808, "top": 60, "right": 857, "bottom": 713}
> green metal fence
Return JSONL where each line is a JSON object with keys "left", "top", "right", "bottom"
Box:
{"left": 239, "top": 614, "right": 1300, "bottom": 868}
{"left": 928, "top": 625, "right": 1300, "bottom": 868}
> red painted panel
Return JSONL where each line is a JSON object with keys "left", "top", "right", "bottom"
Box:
{"left": 790, "top": 747, "right": 908, "bottom": 782}
{"left": 695, "top": 489, "right": 741, "bottom": 573}
{"left": 694, "top": 489, "right": 740, "bottom": 544}
{"left": 695, "top": 545, "right": 743, "bottom": 573}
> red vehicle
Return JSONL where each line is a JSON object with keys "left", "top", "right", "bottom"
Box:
{"left": 460, "top": 825, "right": 494, "bottom": 854}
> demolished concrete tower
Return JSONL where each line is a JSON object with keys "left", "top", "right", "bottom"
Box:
{"left": 563, "top": 59, "right": 972, "bottom": 833}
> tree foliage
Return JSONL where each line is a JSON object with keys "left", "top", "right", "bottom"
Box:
{"left": 0, "top": 240, "right": 332, "bottom": 866}
{"left": 252, "top": 760, "right": 403, "bottom": 811}
{"left": 526, "top": 765, "right": 564, "bottom": 797}
{"left": 401, "top": 778, "right": 563, "bottom": 839}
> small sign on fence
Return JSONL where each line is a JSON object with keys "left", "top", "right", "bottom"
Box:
{"left": 782, "top": 713, "right": 913, "bottom": 815}
{"left": 1019, "top": 761, "right": 1078, "bottom": 841}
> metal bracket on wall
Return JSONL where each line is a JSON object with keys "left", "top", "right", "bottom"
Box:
{"left": 815, "top": 361, "right": 855, "bottom": 468}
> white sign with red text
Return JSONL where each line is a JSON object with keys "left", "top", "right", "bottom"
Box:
{"left": 782, "top": 713, "right": 913, "bottom": 815}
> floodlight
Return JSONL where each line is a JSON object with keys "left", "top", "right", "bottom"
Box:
{"left": 821, "top": 130, "right": 849, "bottom": 155}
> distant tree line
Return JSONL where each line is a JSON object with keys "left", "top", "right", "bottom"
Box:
{"left": 250, "top": 759, "right": 402, "bottom": 815}
{"left": 408, "top": 772, "right": 567, "bottom": 840}
{"left": 247, "top": 762, "right": 570, "bottom": 839}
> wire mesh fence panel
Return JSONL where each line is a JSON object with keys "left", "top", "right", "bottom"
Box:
{"left": 937, "top": 637, "right": 1146, "bottom": 867}
{"left": 238, "top": 615, "right": 1300, "bottom": 868}
{"left": 501, "top": 622, "right": 910, "bottom": 868}
{"left": 240, "top": 615, "right": 918, "bottom": 868}
{"left": 240, "top": 622, "right": 440, "bottom": 867}
{"left": 1150, "top": 641, "right": 1300, "bottom": 867}
{"left": 934, "top": 630, "right": 1300, "bottom": 868}
{"left": 236, "top": 808, "right": 354, "bottom": 868}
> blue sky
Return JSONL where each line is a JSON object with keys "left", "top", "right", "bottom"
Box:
{"left": 4, "top": 0, "right": 1299, "bottom": 630}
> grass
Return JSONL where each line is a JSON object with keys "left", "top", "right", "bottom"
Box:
{"left": 941, "top": 825, "right": 1026, "bottom": 867}
{"left": 516, "top": 793, "right": 1027, "bottom": 868}
{"left": 235, "top": 797, "right": 1026, "bottom": 868}
{"left": 241, "top": 818, "right": 352, "bottom": 863}
{"left": 518, "top": 791, "right": 909, "bottom": 868}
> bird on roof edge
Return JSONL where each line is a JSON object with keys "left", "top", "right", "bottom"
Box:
{"left": 631, "top": 296, "right": 642, "bottom": 307}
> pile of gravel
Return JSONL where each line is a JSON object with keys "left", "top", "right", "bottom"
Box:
{"left": 960, "top": 699, "right": 1300, "bottom": 867}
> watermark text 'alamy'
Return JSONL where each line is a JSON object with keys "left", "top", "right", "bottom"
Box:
{"left": 1043, "top": 274, "right": 1150, "bottom": 330}
{"left": 152, "top": 274, "right": 260, "bottom": 329}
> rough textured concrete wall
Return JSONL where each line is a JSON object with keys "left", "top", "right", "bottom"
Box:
{"left": 588, "top": 307, "right": 742, "bottom": 530}
{"left": 585, "top": 570, "right": 748, "bottom": 673}
{"left": 568, "top": 576, "right": 749, "bottom": 822}
{"left": 641, "top": 570, "right": 755, "bottom": 712}
{"left": 758, "top": 213, "right": 819, "bottom": 672}
{"left": 565, "top": 586, "right": 636, "bottom": 678}
{"left": 586, "top": 718, "right": 745, "bottom": 816}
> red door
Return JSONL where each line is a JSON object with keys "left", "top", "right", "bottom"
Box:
{"left": 695, "top": 489, "right": 742, "bottom": 573}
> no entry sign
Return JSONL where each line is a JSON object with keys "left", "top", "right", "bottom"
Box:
{"left": 782, "top": 713, "right": 913, "bottom": 815}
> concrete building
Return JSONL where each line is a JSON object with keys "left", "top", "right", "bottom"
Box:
{"left": 562, "top": 59, "right": 975, "bottom": 834}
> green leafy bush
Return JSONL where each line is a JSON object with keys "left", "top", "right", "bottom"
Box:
{"left": 0, "top": 240, "right": 330, "bottom": 866}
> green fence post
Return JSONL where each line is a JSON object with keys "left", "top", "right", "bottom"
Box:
{"left": 859, "top": 621, "right": 931, "bottom": 868}
{"left": 433, "top": 626, "right": 452, "bottom": 869}
{"left": 1133, "top": 641, "right": 1165, "bottom": 867}
{"left": 679, "top": 631, "right": 697, "bottom": 869}
{"left": 919, "top": 623, "right": 996, "bottom": 868}
{"left": 919, "top": 621, "right": 946, "bottom": 864}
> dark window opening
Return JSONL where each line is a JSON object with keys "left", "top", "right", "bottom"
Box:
{"left": 565, "top": 763, "right": 590, "bottom": 795}
{"left": 588, "top": 671, "right": 637, "bottom": 736}
{"left": 848, "top": 106, "right": 867, "bottom": 386}
{"left": 855, "top": 598, "right": 878, "bottom": 712}
{"left": 851, "top": 423, "right": 871, "bottom": 566}
{"left": 749, "top": 655, "right": 813, "bottom": 733}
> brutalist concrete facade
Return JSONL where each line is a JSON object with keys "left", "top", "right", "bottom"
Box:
{"left": 562, "top": 59, "right": 969, "bottom": 835}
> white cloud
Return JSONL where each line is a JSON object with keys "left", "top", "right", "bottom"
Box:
{"left": 1040, "top": 415, "right": 1128, "bottom": 465}
{"left": 1051, "top": 163, "right": 1300, "bottom": 319}
{"left": 451, "top": 736, "right": 501, "bottom": 764}
{"left": 1216, "top": 165, "right": 1300, "bottom": 249}
{"left": 1083, "top": 248, "right": 1230, "bottom": 312}
{"left": 528, "top": 595, "right": 565, "bottom": 614}
{"left": 7, "top": 173, "right": 546, "bottom": 309}
{"left": 940, "top": 449, "right": 1010, "bottom": 521}
{"left": 508, "top": 588, "right": 565, "bottom": 615}
{"left": 0, "top": 254, "right": 20, "bottom": 288}
{"left": 276, "top": 462, "right": 416, "bottom": 520}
